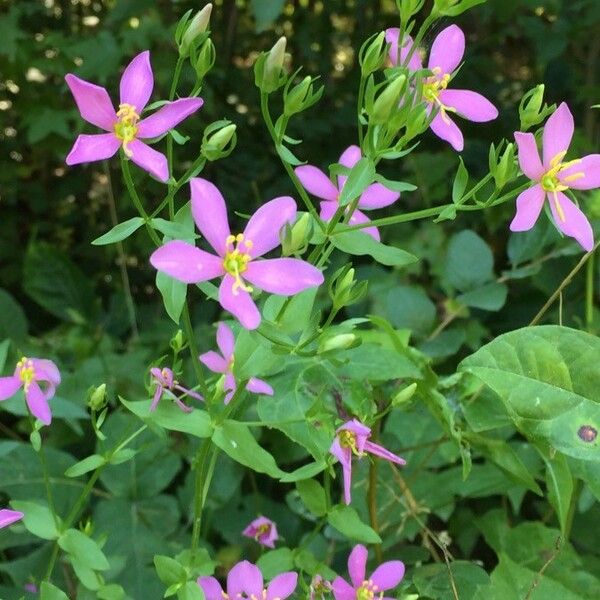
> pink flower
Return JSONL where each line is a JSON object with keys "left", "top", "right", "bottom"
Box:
{"left": 150, "top": 178, "right": 324, "bottom": 329}
{"left": 385, "top": 28, "right": 423, "bottom": 72}
{"left": 198, "top": 560, "right": 297, "bottom": 600}
{"left": 330, "top": 419, "right": 405, "bottom": 505}
{"left": 24, "top": 583, "right": 38, "bottom": 594}
{"left": 387, "top": 25, "right": 498, "bottom": 151}
{"left": 0, "top": 509, "right": 24, "bottom": 529}
{"left": 510, "top": 102, "right": 599, "bottom": 251}
{"left": 332, "top": 544, "right": 405, "bottom": 600}
{"left": 295, "top": 145, "right": 400, "bottom": 241}
{"left": 0, "top": 358, "right": 61, "bottom": 425}
{"left": 199, "top": 322, "right": 273, "bottom": 403}
{"left": 149, "top": 367, "right": 204, "bottom": 412}
{"left": 65, "top": 51, "right": 203, "bottom": 182}
{"left": 242, "top": 516, "right": 279, "bottom": 548}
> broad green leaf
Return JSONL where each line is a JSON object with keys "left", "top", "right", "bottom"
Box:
{"left": 279, "top": 461, "right": 327, "bottom": 482}
{"left": 177, "top": 581, "right": 206, "bottom": 600}
{"left": 460, "top": 326, "right": 600, "bottom": 461}
{"left": 332, "top": 230, "right": 417, "bottom": 267}
{"left": 256, "top": 548, "right": 294, "bottom": 579}
{"left": 65, "top": 454, "right": 106, "bottom": 478}
{"left": 537, "top": 445, "right": 573, "bottom": 533}
{"left": 91, "top": 217, "right": 144, "bottom": 245}
{"left": 156, "top": 272, "right": 187, "bottom": 324}
{"left": 151, "top": 218, "right": 197, "bottom": 240}
{"left": 58, "top": 528, "right": 110, "bottom": 570}
{"left": 336, "top": 344, "right": 421, "bottom": 380}
{"left": 212, "top": 420, "right": 284, "bottom": 479}
{"left": 327, "top": 505, "right": 381, "bottom": 543}
{"left": 154, "top": 555, "right": 188, "bottom": 587}
{"left": 11, "top": 500, "right": 60, "bottom": 540}
{"left": 296, "top": 479, "right": 327, "bottom": 517}
{"left": 97, "top": 584, "right": 126, "bottom": 600}
{"left": 338, "top": 158, "right": 375, "bottom": 206}
{"left": 443, "top": 230, "right": 494, "bottom": 292}
{"left": 40, "top": 582, "right": 70, "bottom": 600}
{"left": 457, "top": 282, "right": 507, "bottom": 311}
{"left": 413, "top": 561, "right": 490, "bottom": 600}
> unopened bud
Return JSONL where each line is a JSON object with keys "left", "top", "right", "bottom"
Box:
{"left": 284, "top": 76, "right": 318, "bottom": 116}
{"left": 255, "top": 37, "right": 288, "bottom": 93}
{"left": 88, "top": 383, "right": 107, "bottom": 411}
{"left": 519, "top": 84, "right": 554, "bottom": 131}
{"left": 202, "top": 122, "right": 237, "bottom": 161}
{"left": 359, "top": 31, "right": 387, "bottom": 76}
{"left": 194, "top": 38, "right": 216, "bottom": 80}
{"left": 371, "top": 74, "right": 406, "bottom": 124}
{"left": 392, "top": 382, "right": 417, "bottom": 407}
{"left": 170, "top": 330, "right": 185, "bottom": 353}
{"left": 180, "top": 4, "right": 212, "bottom": 56}
{"left": 330, "top": 265, "right": 368, "bottom": 309}
{"left": 281, "top": 212, "right": 312, "bottom": 255}
{"left": 319, "top": 333, "right": 358, "bottom": 354}
{"left": 489, "top": 142, "right": 516, "bottom": 190}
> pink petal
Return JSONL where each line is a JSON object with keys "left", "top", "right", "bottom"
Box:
{"left": 0, "top": 376, "right": 22, "bottom": 401}
{"left": 560, "top": 154, "right": 600, "bottom": 190}
{"left": 119, "top": 50, "right": 154, "bottom": 112}
{"left": 150, "top": 241, "right": 224, "bottom": 283}
{"left": 66, "top": 134, "right": 120, "bottom": 165}
{"left": 340, "top": 419, "right": 372, "bottom": 438}
{"left": 137, "top": 98, "right": 204, "bottom": 138}
{"left": 217, "top": 322, "right": 235, "bottom": 358}
{"left": 363, "top": 440, "right": 406, "bottom": 465}
{"left": 243, "top": 196, "right": 297, "bottom": 258}
{"left": 385, "top": 28, "right": 423, "bottom": 70}
{"left": 358, "top": 183, "right": 400, "bottom": 209}
{"left": 224, "top": 371, "right": 237, "bottom": 405}
{"left": 227, "top": 561, "right": 263, "bottom": 599}
{"left": 25, "top": 381, "right": 52, "bottom": 425}
{"left": 246, "top": 377, "right": 274, "bottom": 396}
{"left": 370, "top": 561, "right": 406, "bottom": 591}
{"left": 150, "top": 385, "right": 163, "bottom": 411}
{"left": 127, "top": 139, "right": 168, "bottom": 182}
{"left": 509, "top": 184, "right": 545, "bottom": 232}
{"left": 342, "top": 461, "right": 352, "bottom": 505}
{"left": 514, "top": 132, "right": 544, "bottom": 180}
{"left": 348, "top": 544, "right": 368, "bottom": 587}
{"left": 31, "top": 359, "right": 61, "bottom": 386}
{"left": 190, "top": 178, "right": 231, "bottom": 256}
{"left": 329, "top": 438, "right": 351, "bottom": 469}
{"left": 0, "top": 509, "right": 24, "bottom": 529}
{"left": 319, "top": 201, "right": 339, "bottom": 223}
{"left": 244, "top": 259, "right": 324, "bottom": 295}
{"left": 219, "top": 275, "right": 261, "bottom": 330}
{"left": 64, "top": 74, "right": 116, "bottom": 131}
{"left": 347, "top": 209, "right": 380, "bottom": 241}
{"left": 199, "top": 351, "right": 228, "bottom": 374}
{"left": 338, "top": 145, "right": 362, "bottom": 190}
{"left": 548, "top": 191, "right": 594, "bottom": 252}
{"left": 331, "top": 577, "right": 356, "bottom": 600}
{"left": 543, "top": 102, "right": 574, "bottom": 167}
{"left": 439, "top": 89, "right": 498, "bottom": 122}
{"left": 428, "top": 25, "right": 465, "bottom": 75}
{"left": 197, "top": 577, "right": 224, "bottom": 600}
{"left": 295, "top": 166, "right": 339, "bottom": 201}
{"left": 430, "top": 112, "right": 464, "bottom": 152}
{"left": 267, "top": 572, "right": 298, "bottom": 600}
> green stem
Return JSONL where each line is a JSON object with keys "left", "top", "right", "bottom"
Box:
{"left": 37, "top": 440, "right": 59, "bottom": 529}
{"left": 167, "top": 56, "right": 186, "bottom": 219}
{"left": 357, "top": 75, "right": 366, "bottom": 147}
{"left": 191, "top": 438, "right": 213, "bottom": 551}
{"left": 585, "top": 247, "right": 595, "bottom": 331}
{"left": 44, "top": 542, "right": 60, "bottom": 582}
{"left": 182, "top": 303, "right": 209, "bottom": 398}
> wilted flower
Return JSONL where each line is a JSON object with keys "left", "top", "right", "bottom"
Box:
{"left": 199, "top": 322, "right": 273, "bottom": 403}
{"left": 510, "top": 102, "right": 600, "bottom": 251}
{"left": 387, "top": 25, "right": 498, "bottom": 151}
{"left": 65, "top": 51, "right": 203, "bottom": 182}
{"left": 0, "top": 358, "right": 61, "bottom": 426}
{"left": 0, "top": 509, "right": 24, "bottom": 529}
{"left": 310, "top": 575, "right": 332, "bottom": 600}
{"left": 198, "top": 560, "right": 297, "bottom": 600}
{"left": 332, "top": 544, "right": 405, "bottom": 600}
{"left": 242, "top": 516, "right": 278, "bottom": 548}
{"left": 149, "top": 367, "right": 204, "bottom": 412}
{"left": 295, "top": 146, "right": 400, "bottom": 241}
{"left": 150, "top": 178, "right": 324, "bottom": 329}
{"left": 330, "top": 419, "right": 406, "bottom": 505}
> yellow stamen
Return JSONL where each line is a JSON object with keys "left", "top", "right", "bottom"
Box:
{"left": 338, "top": 430, "right": 363, "bottom": 457}
{"left": 223, "top": 233, "right": 254, "bottom": 296}
{"left": 552, "top": 191, "right": 566, "bottom": 223}
{"left": 17, "top": 357, "right": 35, "bottom": 391}
{"left": 254, "top": 523, "right": 271, "bottom": 540}
{"left": 422, "top": 71, "right": 456, "bottom": 124}
{"left": 540, "top": 151, "right": 584, "bottom": 202}
{"left": 114, "top": 103, "right": 140, "bottom": 157}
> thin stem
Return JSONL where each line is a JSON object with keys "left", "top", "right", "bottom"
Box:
{"left": 585, "top": 247, "right": 595, "bottom": 331}
{"left": 37, "top": 440, "right": 59, "bottom": 529}
{"left": 402, "top": 14, "right": 436, "bottom": 68}
{"left": 191, "top": 438, "right": 213, "bottom": 551}
{"left": 182, "top": 303, "right": 209, "bottom": 398}
{"left": 167, "top": 56, "right": 186, "bottom": 219}
{"left": 44, "top": 542, "right": 60, "bottom": 582}
{"left": 357, "top": 75, "right": 366, "bottom": 147}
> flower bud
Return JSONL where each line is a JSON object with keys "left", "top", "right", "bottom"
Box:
{"left": 359, "top": 31, "right": 387, "bottom": 77}
{"left": 398, "top": 0, "right": 425, "bottom": 22}
{"left": 281, "top": 212, "right": 312, "bottom": 255}
{"left": 519, "top": 84, "right": 554, "bottom": 131}
{"left": 432, "top": 0, "right": 478, "bottom": 17}
{"left": 319, "top": 333, "right": 358, "bottom": 354}
{"left": 202, "top": 122, "right": 237, "bottom": 161}
{"left": 170, "top": 329, "right": 185, "bottom": 353}
{"left": 194, "top": 38, "right": 216, "bottom": 80}
{"left": 392, "top": 382, "right": 417, "bottom": 407}
{"left": 329, "top": 265, "right": 368, "bottom": 309}
{"left": 370, "top": 74, "right": 406, "bottom": 124}
{"left": 255, "top": 37, "right": 288, "bottom": 93}
{"left": 180, "top": 4, "right": 212, "bottom": 56}
{"left": 489, "top": 142, "right": 517, "bottom": 190}
{"left": 283, "top": 76, "right": 322, "bottom": 116}
{"left": 88, "top": 383, "right": 107, "bottom": 411}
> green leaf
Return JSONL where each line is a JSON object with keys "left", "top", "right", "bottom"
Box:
{"left": 156, "top": 272, "right": 187, "bottom": 324}
{"left": 212, "top": 420, "right": 284, "bottom": 479}
{"left": 332, "top": 230, "right": 417, "bottom": 267}
{"left": 336, "top": 344, "right": 421, "bottom": 380}
{"left": 154, "top": 555, "right": 188, "bottom": 587}
{"left": 443, "top": 230, "right": 494, "bottom": 292}
{"left": 452, "top": 157, "right": 469, "bottom": 203}
{"left": 279, "top": 461, "right": 326, "bottom": 482}
{"left": 58, "top": 528, "right": 110, "bottom": 571}
{"left": 438, "top": 0, "right": 487, "bottom": 17}
{"left": 0, "top": 288, "right": 27, "bottom": 341}
{"left": 64, "top": 454, "right": 106, "bottom": 478}
{"left": 373, "top": 174, "right": 417, "bottom": 192}
{"left": 277, "top": 144, "right": 304, "bottom": 166}
{"left": 40, "top": 582, "right": 70, "bottom": 600}
{"left": 457, "top": 282, "right": 508, "bottom": 311}
{"left": 152, "top": 219, "right": 198, "bottom": 240}
{"left": 338, "top": 158, "right": 375, "bottom": 206}
{"left": 97, "top": 584, "right": 126, "bottom": 600}
{"left": 91, "top": 217, "right": 144, "bottom": 245}
{"left": 460, "top": 326, "right": 600, "bottom": 461}
{"left": 120, "top": 398, "right": 212, "bottom": 439}
{"left": 296, "top": 479, "right": 327, "bottom": 516}
{"left": 256, "top": 548, "right": 294, "bottom": 579}
{"left": 327, "top": 505, "right": 381, "bottom": 543}
{"left": 177, "top": 581, "right": 206, "bottom": 600}
{"left": 414, "top": 561, "right": 490, "bottom": 599}
{"left": 537, "top": 445, "right": 573, "bottom": 533}
{"left": 11, "top": 500, "right": 60, "bottom": 540}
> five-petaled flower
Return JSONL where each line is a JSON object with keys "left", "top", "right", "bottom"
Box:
{"left": 330, "top": 419, "right": 406, "bottom": 505}
{"left": 150, "top": 178, "right": 324, "bottom": 329}
{"left": 510, "top": 102, "right": 600, "bottom": 251}
{"left": 199, "top": 322, "right": 273, "bottom": 403}
{"left": 0, "top": 358, "right": 61, "bottom": 426}
{"left": 149, "top": 367, "right": 204, "bottom": 412}
{"left": 332, "top": 544, "right": 405, "bottom": 600}
{"left": 295, "top": 146, "right": 400, "bottom": 241}
{"left": 387, "top": 25, "right": 498, "bottom": 151}
{"left": 65, "top": 51, "right": 203, "bottom": 182}
{"left": 242, "top": 515, "right": 279, "bottom": 548}
{"left": 0, "top": 509, "right": 24, "bottom": 529}
{"left": 198, "top": 560, "right": 297, "bottom": 600}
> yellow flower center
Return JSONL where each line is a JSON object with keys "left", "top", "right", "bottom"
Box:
{"left": 17, "top": 357, "right": 35, "bottom": 391}
{"left": 223, "top": 234, "right": 254, "bottom": 296}
{"left": 339, "top": 429, "right": 363, "bottom": 457}
{"left": 254, "top": 523, "right": 271, "bottom": 539}
{"left": 114, "top": 103, "right": 140, "bottom": 157}
{"left": 422, "top": 68, "right": 456, "bottom": 125}
{"left": 356, "top": 580, "right": 383, "bottom": 600}
{"left": 540, "top": 150, "right": 584, "bottom": 223}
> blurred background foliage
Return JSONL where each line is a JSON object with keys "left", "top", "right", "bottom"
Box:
{"left": 1, "top": 0, "right": 600, "bottom": 598}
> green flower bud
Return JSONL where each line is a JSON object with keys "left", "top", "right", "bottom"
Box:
{"left": 202, "top": 123, "right": 237, "bottom": 161}
{"left": 519, "top": 84, "right": 554, "bottom": 131}
{"left": 319, "top": 333, "right": 358, "bottom": 354}
{"left": 398, "top": 0, "right": 425, "bottom": 22}
{"left": 392, "top": 382, "right": 417, "bottom": 407}
{"left": 194, "top": 38, "right": 216, "bottom": 80}
{"left": 489, "top": 142, "right": 517, "bottom": 190}
{"left": 88, "top": 383, "right": 107, "bottom": 411}
{"left": 359, "top": 31, "right": 387, "bottom": 77}
{"left": 329, "top": 265, "right": 368, "bottom": 309}
{"left": 170, "top": 329, "right": 185, "bottom": 353}
{"left": 284, "top": 76, "right": 316, "bottom": 116}
{"left": 180, "top": 4, "right": 212, "bottom": 56}
{"left": 281, "top": 212, "right": 312, "bottom": 255}
{"left": 255, "top": 37, "right": 288, "bottom": 93}
{"left": 370, "top": 74, "right": 406, "bottom": 124}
